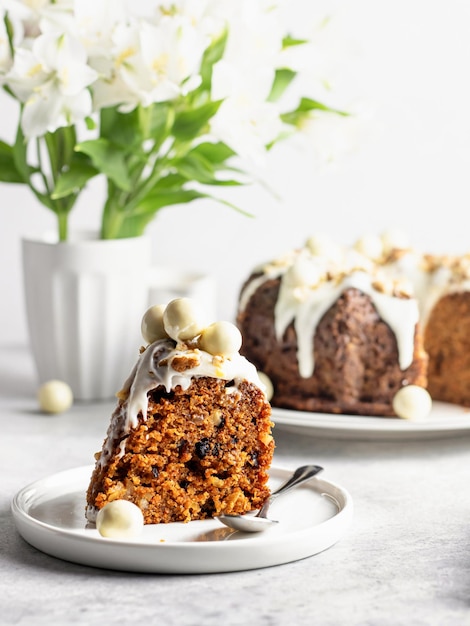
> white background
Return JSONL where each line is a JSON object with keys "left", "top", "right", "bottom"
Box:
{"left": 2, "top": 0, "right": 470, "bottom": 346}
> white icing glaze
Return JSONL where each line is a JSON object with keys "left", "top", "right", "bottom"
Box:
{"left": 238, "top": 266, "right": 284, "bottom": 312}
{"left": 240, "top": 238, "right": 470, "bottom": 381}
{"left": 239, "top": 240, "right": 451, "bottom": 379}
{"left": 98, "top": 339, "right": 265, "bottom": 468}
{"left": 276, "top": 271, "right": 419, "bottom": 377}
{"left": 383, "top": 251, "right": 470, "bottom": 326}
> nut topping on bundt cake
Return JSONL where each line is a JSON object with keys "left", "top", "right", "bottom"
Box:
{"left": 237, "top": 232, "right": 432, "bottom": 417}
{"left": 86, "top": 298, "right": 274, "bottom": 525}
{"left": 238, "top": 230, "right": 470, "bottom": 416}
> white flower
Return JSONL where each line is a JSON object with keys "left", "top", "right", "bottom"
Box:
{"left": 220, "top": 0, "right": 284, "bottom": 68}
{"left": 5, "top": 31, "right": 97, "bottom": 137}
{"left": 0, "top": 0, "right": 351, "bottom": 243}
{"left": 210, "top": 97, "right": 283, "bottom": 167}
{"left": 298, "top": 109, "right": 362, "bottom": 164}
{"left": 2, "top": 0, "right": 73, "bottom": 38}
{"left": 210, "top": 60, "right": 283, "bottom": 166}
{"left": 156, "top": 0, "right": 224, "bottom": 37}
{"left": 206, "top": 0, "right": 287, "bottom": 166}
{"left": 0, "top": 8, "right": 22, "bottom": 74}
{"left": 72, "top": 0, "right": 127, "bottom": 56}
{"left": 92, "top": 14, "right": 208, "bottom": 111}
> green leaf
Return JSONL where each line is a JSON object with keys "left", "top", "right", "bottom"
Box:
{"left": 282, "top": 35, "right": 309, "bottom": 48}
{"left": 146, "top": 103, "right": 175, "bottom": 146}
{"left": 174, "top": 151, "right": 244, "bottom": 186}
{"left": 114, "top": 186, "right": 251, "bottom": 237}
{"left": 203, "top": 178, "right": 244, "bottom": 187}
{"left": 12, "top": 126, "right": 55, "bottom": 210}
{"left": 154, "top": 172, "right": 187, "bottom": 189}
{"left": 133, "top": 189, "right": 208, "bottom": 215}
{"left": 75, "top": 138, "right": 132, "bottom": 191}
{"left": 281, "top": 97, "right": 349, "bottom": 126}
{"left": 51, "top": 156, "right": 99, "bottom": 199}
{"left": 174, "top": 152, "right": 215, "bottom": 184}
{"left": 0, "top": 140, "right": 24, "bottom": 183}
{"left": 3, "top": 13, "right": 14, "bottom": 59}
{"left": 187, "top": 141, "right": 236, "bottom": 165}
{"left": 114, "top": 213, "right": 158, "bottom": 238}
{"left": 199, "top": 29, "right": 228, "bottom": 90}
{"left": 12, "top": 123, "right": 30, "bottom": 184}
{"left": 268, "top": 68, "right": 297, "bottom": 102}
{"left": 46, "top": 125, "right": 77, "bottom": 174}
{"left": 100, "top": 107, "right": 142, "bottom": 148}
{"left": 173, "top": 100, "right": 223, "bottom": 141}
{"left": 299, "top": 97, "right": 349, "bottom": 115}
{"left": 85, "top": 116, "right": 97, "bottom": 130}
{"left": 100, "top": 103, "right": 175, "bottom": 153}
{"left": 137, "top": 187, "right": 251, "bottom": 216}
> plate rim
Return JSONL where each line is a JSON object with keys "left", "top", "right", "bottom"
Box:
{"left": 11, "top": 465, "right": 353, "bottom": 573}
{"left": 270, "top": 401, "right": 470, "bottom": 440}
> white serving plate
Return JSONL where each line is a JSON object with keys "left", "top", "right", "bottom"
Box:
{"left": 11, "top": 465, "right": 353, "bottom": 574}
{"left": 271, "top": 401, "right": 470, "bottom": 440}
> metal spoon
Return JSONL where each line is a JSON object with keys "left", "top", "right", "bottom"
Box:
{"left": 216, "top": 464, "right": 324, "bottom": 533}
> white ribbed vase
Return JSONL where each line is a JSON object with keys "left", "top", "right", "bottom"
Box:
{"left": 22, "top": 231, "right": 151, "bottom": 401}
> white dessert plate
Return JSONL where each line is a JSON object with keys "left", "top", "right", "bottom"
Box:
{"left": 11, "top": 465, "right": 353, "bottom": 574}
{"left": 271, "top": 401, "right": 470, "bottom": 441}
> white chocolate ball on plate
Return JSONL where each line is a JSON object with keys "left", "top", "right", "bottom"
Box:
{"left": 163, "top": 298, "right": 206, "bottom": 341}
{"left": 257, "top": 371, "right": 274, "bottom": 401}
{"left": 392, "top": 385, "right": 432, "bottom": 421}
{"left": 37, "top": 380, "right": 73, "bottom": 414}
{"left": 199, "top": 321, "right": 242, "bottom": 356}
{"left": 141, "top": 304, "right": 168, "bottom": 344}
{"left": 96, "top": 500, "right": 144, "bottom": 539}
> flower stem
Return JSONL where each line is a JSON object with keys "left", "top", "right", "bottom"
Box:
{"left": 100, "top": 181, "right": 125, "bottom": 238}
{"left": 57, "top": 212, "right": 68, "bottom": 241}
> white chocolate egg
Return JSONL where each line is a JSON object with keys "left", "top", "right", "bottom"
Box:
{"left": 199, "top": 321, "right": 242, "bottom": 356}
{"left": 381, "top": 228, "right": 410, "bottom": 253}
{"left": 96, "top": 500, "right": 144, "bottom": 538}
{"left": 284, "top": 258, "right": 324, "bottom": 288}
{"left": 37, "top": 380, "right": 73, "bottom": 414}
{"left": 306, "top": 233, "right": 333, "bottom": 256}
{"left": 257, "top": 371, "right": 274, "bottom": 401}
{"left": 163, "top": 298, "right": 206, "bottom": 341}
{"left": 141, "top": 304, "right": 168, "bottom": 344}
{"left": 354, "top": 234, "right": 384, "bottom": 260}
{"left": 392, "top": 385, "right": 432, "bottom": 421}
{"left": 305, "top": 234, "right": 342, "bottom": 263}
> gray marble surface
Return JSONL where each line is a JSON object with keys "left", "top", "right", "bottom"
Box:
{"left": 2, "top": 346, "right": 470, "bottom": 626}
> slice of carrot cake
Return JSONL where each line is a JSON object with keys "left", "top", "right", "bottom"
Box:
{"left": 86, "top": 298, "right": 274, "bottom": 524}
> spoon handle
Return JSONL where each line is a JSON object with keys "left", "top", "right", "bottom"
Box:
{"left": 258, "top": 464, "right": 324, "bottom": 517}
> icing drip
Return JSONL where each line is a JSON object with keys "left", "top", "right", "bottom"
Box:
{"left": 99, "top": 339, "right": 264, "bottom": 467}
{"left": 383, "top": 252, "right": 470, "bottom": 326}
{"left": 275, "top": 271, "right": 419, "bottom": 377}
{"left": 240, "top": 239, "right": 470, "bottom": 381}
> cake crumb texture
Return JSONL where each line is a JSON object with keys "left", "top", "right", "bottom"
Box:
{"left": 425, "top": 292, "right": 470, "bottom": 406}
{"left": 87, "top": 377, "right": 274, "bottom": 524}
{"left": 238, "top": 279, "right": 427, "bottom": 416}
